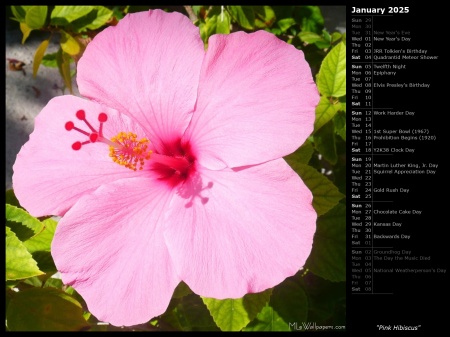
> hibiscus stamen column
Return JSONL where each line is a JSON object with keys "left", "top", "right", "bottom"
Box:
{"left": 64, "top": 110, "right": 194, "bottom": 176}
{"left": 65, "top": 110, "right": 152, "bottom": 171}
{"left": 149, "top": 153, "right": 191, "bottom": 173}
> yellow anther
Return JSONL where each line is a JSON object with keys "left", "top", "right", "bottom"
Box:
{"left": 109, "top": 132, "right": 152, "bottom": 171}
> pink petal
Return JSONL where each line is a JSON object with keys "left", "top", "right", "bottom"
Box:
{"left": 164, "top": 159, "right": 316, "bottom": 298}
{"left": 77, "top": 10, "right": 205, "bottom": 152}
{"left": 12, "top": 95, "right": 151, "bottom": 217}
{"left": 184, "top": 30, "right": 319, "bottom": 170}
{"left": 52, "top": 177, "right": 179, "bottom": 327}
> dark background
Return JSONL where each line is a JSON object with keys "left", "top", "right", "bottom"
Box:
{"left": 347, "top": 3, "right": 447, "bottom": 334}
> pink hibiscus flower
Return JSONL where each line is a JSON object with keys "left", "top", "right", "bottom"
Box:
{"left": 12, "top": 9, "right": 319, "bottom": 326}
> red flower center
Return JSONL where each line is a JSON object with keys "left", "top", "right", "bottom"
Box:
{"left": 64, "top": 110, "right": 196, "bottom": 186}
{"left": 150, "top": 138, "right": 196, "bottom": 187}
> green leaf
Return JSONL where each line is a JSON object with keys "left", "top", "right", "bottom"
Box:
{"left": 284, "top": 140, "right": 314, "bottom": 166}
{"left": 23, "top": 218, "right": 57, "bottom": 253}
{"left": 298, "top": 31, "right": 324, "bottom": 44}
{"left": 6, "top": 221, "right": 34, "bottom": 242}
{"left": 23, "top": 275, "right": 44, "bottom": 287}
{"left": 216, "top": 8, "right": 230, "bottom": 34}
{"left": 25, "top": 6, "right": 47, "bottom": 30}
{"left": 243, "top": 304, "right": 290, "bottom": 331}
{"left": 33, "top": 39, "right": 50, "bottom": 78}
{"left": 244, "top": 277, "right": 309, "bottom": 331}
{"left": 331, "top": 32, "right": 342, "bottom": 44}
{"left": 42, "top": 52, "right": 58, "bottom": 67}
{"left": 272, "top": 6, "right": 295, "bottom": 21}
{"left": 6, "top": 227, "right": 44, "bottom": 281}
{"left": 295, "top": 6, "right": 324, "bottom": 33}
{"left": 19, "top": 22, "right": 32, "bottom": 44}
{"left": 306, "top": 203, "right": 346, "bottom": 282}
{"left": 10, "top": 6, "right": 31, "bottom": 22}
{"left": 199, "top": 19, "right": 216, "bottom": 45}
{"left": 270, "top": 277, "right": 308, "bottom": 327}
{"left": 228, "top": 6, "right": 255, "bottom": 30}
{"left": 60, "top": 30, "right": 80, "bottom": 56}
{"left": 298, "top": 31, "right": 331, "bottom": 49}
{"left": 110, "top": 5, "right": 128, "bottom": 21}
{"left": 32, "top": 251, "right": 57, "bottom": 274}
{"left": 6, "top": 204, "right": 44, "bottom": 239}
{"left": 202, "top": 289, "right": 271, "bottom": 331}
{"left": 314, "top": 120, "right": 337, "bottom": 164}
{"left": 254, "top": 6, "right": 276, "bottom": 28}
{"left": 289, "top": 163, "right": 344, "bottom": 216}
{"left": 84, "top": 6, "right": 113, "bottom": 30}
{"left": 334, "top": 111, "right": 346, "bottom": 141}
{"left": 198, "top": 6, "right": 231, "bottom": 42}
{"left": 162, "top": 293, "right": 219, "bottom": 331}
{"left": 314, "top": 95, "right": 342, "bottom": 133}
{"left": 70, "top": 6, "right": 113, "bottom": 32}
{"left": 64, "top": 287, "right": 85, "bottom": 305}
{"left": 275, "top": 17, "right": 296, "bottom": 33}
{"left": 299, "top": 273, "right": 346, "bottom": 325}
{"left": 6, "top": 287, "right": 90, "bottom": 331}
{"left": 51, "top": 6, "right": 95, "bottom": 26}
{"left": 270, "top": 27, "right": 282, "bottom": 35}
{"left": 56, "top": 48, "right": 73, "bottom": 94}
{"left": 160, "top": 300, "right": 190, "bottom": 330}
{"left": 315, "top": 30, "right": 332, "bottom": 49}
{"left": 172, "top": 281, "right": 193, "bottom": 299}
{"left": 317, "top": 41, "right": 346, "bottom": 97}
{"left": 44, "top": 277, "right": 64, "bottom": 289}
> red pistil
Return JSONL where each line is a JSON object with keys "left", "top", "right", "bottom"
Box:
{"left": 65, "top": 109, "right": 107, "bottom": 150}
